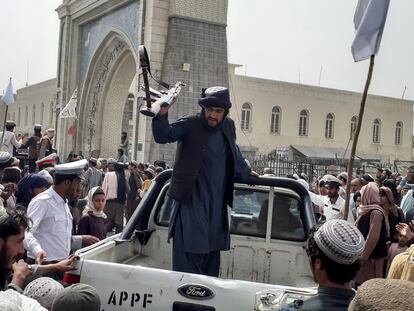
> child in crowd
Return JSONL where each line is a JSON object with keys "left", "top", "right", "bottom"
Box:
{"left": 77, "top": 187, "right": 107, "bottom": 241}
{"left": 139, "top": 168, "right": 155, "bottom": 198}
{"left": 387, "top": 233, "right": 408, "bottom": 273}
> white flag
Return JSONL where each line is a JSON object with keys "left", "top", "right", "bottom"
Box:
{"left": 351, "top": 0, "right": 390, "bottom": 62}
{"left": 60, "top": 88, "right": 78, "bottom": 119}
{"left": 2, "top": 78, "right": 14, "bottom": 106}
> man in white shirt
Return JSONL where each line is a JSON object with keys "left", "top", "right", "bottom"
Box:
{"left": 24, "top": 159, "right": 98, "bottom": 280}
{"left": 0, "top": 121, "right": 20, "bottom": 155}
{"left": 309, "top": 175, "right": 355, "bottom": 223}
{"left": 350, "top": 178, "right": 363, "bottom": 218}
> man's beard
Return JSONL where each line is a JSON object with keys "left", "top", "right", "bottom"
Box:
{"left": 0, "top": 243, "right": 12, "bottom": 277}
{"left": 328, "top": 193, "right": 338, "bottom": 199}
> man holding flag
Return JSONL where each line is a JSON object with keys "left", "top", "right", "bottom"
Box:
{"left": 0, "top": 78, "right": 20, "bottom": 155}
{"left": 343, "top": 0, "right": 390, "bottom": 221}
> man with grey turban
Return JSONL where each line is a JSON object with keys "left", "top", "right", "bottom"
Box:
{"left": 302, "top": 219, "right": 365, "bottom": 311}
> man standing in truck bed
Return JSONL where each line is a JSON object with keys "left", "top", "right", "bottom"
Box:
{"left": 152, "top": 86, "right": 258, "bottom": 277}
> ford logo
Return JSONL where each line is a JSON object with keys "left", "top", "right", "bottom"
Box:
{"left": 177, "top": 284, "right": 215, "bottom": 300}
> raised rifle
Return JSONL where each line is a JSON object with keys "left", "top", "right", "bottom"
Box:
{"left": 138, "top": 45, "right": 185, "bottom": 117}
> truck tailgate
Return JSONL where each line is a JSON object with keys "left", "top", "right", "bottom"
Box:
{"left": 80, "top": 260, "right": 316, "bottom": 311}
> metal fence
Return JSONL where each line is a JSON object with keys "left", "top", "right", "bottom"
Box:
{"left": 246, "top": 154, "right": 353, "bottom": 181}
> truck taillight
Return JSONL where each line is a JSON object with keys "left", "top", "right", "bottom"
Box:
{"left": 63, "top": 272, "right": 80, "bottom": 284}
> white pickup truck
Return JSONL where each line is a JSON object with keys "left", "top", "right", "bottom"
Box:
{"left": 65, "top": 170, "right": 318, "bottom": 311}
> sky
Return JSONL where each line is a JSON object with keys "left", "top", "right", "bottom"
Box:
{"left": 1, "top": 0, "right": 414, "bottom": 100}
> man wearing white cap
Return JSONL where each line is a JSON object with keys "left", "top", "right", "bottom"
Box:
{"left": 302, "top": 220, "right": 365, "bottom": 310}
{"left": 308, "top": 175, "right": 354, "bottom": 223}
{"left": 0, "top": 121, "right": 21, "bottom": 156}
{"left": 24, "top": 159, "right": 99, "bottom": 280}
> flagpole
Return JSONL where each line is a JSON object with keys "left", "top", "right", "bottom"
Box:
{"left": 1, "top": 105, "right": 9, "bottom": 145}
{"left": 1, "top": 77, "right": 12, "bottom": 145}
{"left": 343, "top": 55, "right": 375, "bottom": 220}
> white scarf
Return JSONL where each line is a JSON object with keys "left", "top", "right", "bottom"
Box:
{"left": 82, "top": 186, "right": 107, "bottom": 219}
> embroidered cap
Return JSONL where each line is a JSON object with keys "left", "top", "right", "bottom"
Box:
{"left": 314, "top": 219, "right": 365, "bottom": 265}
{"left": 23, "top": 277, "right": 64, "bottom": 309}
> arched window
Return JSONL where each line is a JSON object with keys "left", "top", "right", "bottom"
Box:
{"left": 241, "top": 102, "right": 252, "bottom": 131}
{"left": 325, "top": 113, "right": 335, "bottom": 139}
{"left": 50, "top": 101, "right": 54, "bottom": 125}
{"left": 395, "top": 121, "right": 403, "bottom": 145}
{"left": 298, "top": 110, "right": 309, "bottom": 136}
{"left": 350, "top": 116, "right": 357, "bottom": 140}
{"left": 25, "top": 106, "right": 28, "bottom": 126}
{"left": 32, "top": 104, "right": 36, "bottom": 125}
{"left": 270, "top": 106, "right": 281, "bottom": 134}
{"left": 40, "top": 102, "right": 44, "bottom": 124}
{"left": 18, "top": 107, "right": 21, "bottom": 126}
{"left": 127, "top": 94, "right": 134, "bottom": 120}
{"left": 373, "top": 118, "right": 381, "bottom": 143}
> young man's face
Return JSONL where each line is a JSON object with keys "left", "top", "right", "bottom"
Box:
{"left": 326, "top": 185, "right": 339, "bottom": 199}
{"left": 351, "top": 179, "right": 361, "bottom": 193}
{"left": 203, "top": 107, "right": 225, "bottom": 127}
{"left": 0, "top": 225, "right": 25, "bottom": 270}
{"left": 65, "top": 179, "right": 81, "bottom": 200}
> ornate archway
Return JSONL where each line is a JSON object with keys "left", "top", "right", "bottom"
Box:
{"left": 77, "top": 32, "right": 137, "bottom": 158}
{"left": 56, "top": 0, "right": 229, "bottom": 162}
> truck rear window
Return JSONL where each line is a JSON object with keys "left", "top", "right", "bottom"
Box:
{"left": 231, "top": 188, "right": 306, "bottom": 241}
{"left": 155, "top": 186, "right": 306, "bottom": 242}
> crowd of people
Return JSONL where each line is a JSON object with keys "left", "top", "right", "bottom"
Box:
{"left": 0, "top": 121, "right": 167, "bottom": 310}
{"left": 3, "top": 84, "right": 414, "bottom": 310}
{"left": 267, "top": 166, "right": 414, "bottom": 310}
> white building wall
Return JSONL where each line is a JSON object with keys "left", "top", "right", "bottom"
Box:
{"left": 7, "top": 79, "right": 57, "bottom": 135}
{"left": 5, "top": 65, "right": 413, "bottom": 163}
{"left": 229, "top": 65, "right": 413, "bottom": 162}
